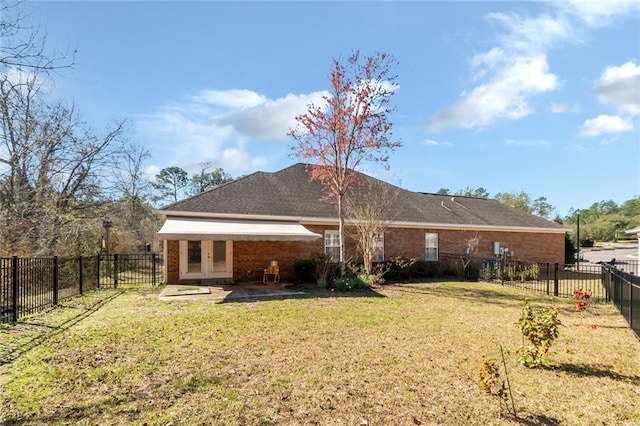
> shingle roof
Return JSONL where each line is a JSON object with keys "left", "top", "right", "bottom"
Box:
{"left": 159, "top": 163, "right": 566, "bottom": 231}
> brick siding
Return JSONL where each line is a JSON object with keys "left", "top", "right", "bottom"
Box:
{"left": 163, "top": 224, "right": 565, "bottom": 284}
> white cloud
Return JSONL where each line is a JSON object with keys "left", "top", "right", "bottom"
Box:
{"left": 593, "top": 61, "right": 640, "bottom": 116}
{"left": 424, "top": 138, "right": 452, "bottom": 146}
{"left": 216, "top": 91, "right": 328, "bottom": 140}
{"left": 429, "top": 55, "right": 557, "bottom": 129}
{"left": 143, "top": 164, "right": 161, "bottom": 182}
{"left": 428, "top": 1, "right": 639, "bottom": 131}
{"left": 188, "top": 89, "right": 267, "bottom": 109}
{"left": 1, "top": 67, "right": 50, "bottom": 95}
{"left": 576, "top": 114, "right": 634, "bottom": 137}
{"left": 558, "top": 0, "right": 640, "bottom": 27}
{"left": 549, "top": 102, "right": 580, "bottom": 113}
{"left": 219, "top": 146, "right": 267, "bottom": 172}
{"left": 137, "top": 88, "right": 328, "bottom": 175}
{"left": 487, "top": 12, "right": 574, "bottom": 54}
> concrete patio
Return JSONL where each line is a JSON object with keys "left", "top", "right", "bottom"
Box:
{"left": 158, "top": 282, "right": 307, "bottom": 302}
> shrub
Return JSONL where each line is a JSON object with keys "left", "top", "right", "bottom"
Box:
{"left": 384, "top": 260, "right": 438, "bottom": 281}
{"left": 478, "top": 358, "right": 509, "bottom": 412}
{"left": 293, "top": 259, "right": 317, "bottom": 282}
{"left": 573, "top": 288, "right": 591, "bottom": 323}
{"left": 478, "top": 348, "right": 516, "bottom": 416}
{"left": 334, "top": 276, "right": 368, "bottom": 292}
{"left": 520, "top": 264, "right": 540, "bottom": 281}
{"left": 311, "top": 253, "right": 339, "bottom": 288}
{"left": 516, "top": 300, "right": 561, "bottom": 368}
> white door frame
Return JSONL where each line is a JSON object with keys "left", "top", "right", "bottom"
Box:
{"left": 179, "top": 240, "right": 233, "bottom": 279}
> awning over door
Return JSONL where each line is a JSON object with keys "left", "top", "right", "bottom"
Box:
{"left": 157, "top": 217, "right": 322, "bottom": 241}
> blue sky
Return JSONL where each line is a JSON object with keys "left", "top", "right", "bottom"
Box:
{"left": 24, "top": 0, "right": 640, "bottom": 217}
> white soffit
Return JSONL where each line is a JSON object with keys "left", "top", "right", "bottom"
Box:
{"left": 157, "top": 217, "right": 321, "bottom": 241}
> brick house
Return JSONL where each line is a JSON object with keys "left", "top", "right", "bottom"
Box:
{"left": 156, "top": 163, "right": 568, "bottom": 284}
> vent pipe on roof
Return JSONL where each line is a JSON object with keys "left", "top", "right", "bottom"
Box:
{"left": 440, "top": 201, "right": 452, "bottom": 212}
{"left": 451, "top": 196, "right": 471, "bottom": 211}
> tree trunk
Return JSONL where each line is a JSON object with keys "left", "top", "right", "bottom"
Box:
{"left": 338, "top": 192, "right": 346, "bottom": 277}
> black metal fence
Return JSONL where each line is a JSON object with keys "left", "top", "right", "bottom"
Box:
{"left": 479, "top": 258, "right": 611, "bottom": 301}
{"left": 602, "top": 265, "right": 639, "bottom": 339}
{"left": 0, "top": 253, "right": 162, "bottom": 324}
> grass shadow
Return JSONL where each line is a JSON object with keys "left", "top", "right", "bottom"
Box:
{"left": 510, "top": 414, "right": 561, "bottom": 425}
{"left": 221, "top": 283, "right": 386, "bottom": 304}
{"left": 0, "top": 289, "right": 125, "bottom": 366}
{"left": 385, "top": 281, "right": 553, "bottom": 308}
{"left": 542, "top": 363, "right": 640, "bottom": 385}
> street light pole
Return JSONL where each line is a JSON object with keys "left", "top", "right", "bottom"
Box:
{"left": 576, "top": 210, "right": 580, "bottom": 271}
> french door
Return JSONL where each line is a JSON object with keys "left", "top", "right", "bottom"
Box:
{"left": 179, "top": 240, "right": 233, "bottom": 279}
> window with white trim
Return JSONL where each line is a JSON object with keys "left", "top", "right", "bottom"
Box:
{"left": 373, "top": 232, "right": 384, "bottom": 262}
{"left": 425, "top": 232, "right": 438, "bottom": 261}
{"left": 325, "top": 230, "right": 340, "bottom": 262}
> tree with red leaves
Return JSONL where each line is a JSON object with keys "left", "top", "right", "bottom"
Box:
{"left": 289, "top": 51, "right": 402, "bottom": 275}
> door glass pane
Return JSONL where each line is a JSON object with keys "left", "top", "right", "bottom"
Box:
{"left": 212, "top": 241, "right": 227, "bottom": 272}
{"left": 187, "top": 241, "right": 202, "bottom": 273}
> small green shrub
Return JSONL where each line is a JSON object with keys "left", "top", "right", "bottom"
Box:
{"left": 482, "top": 262, "right": 540, "bottom": 282}
{"left": 521, "top": 264, "right": 540, "bottom": 281}
{"left": 334, "top": 276, "right": 368, "bottom": 292}
{"left": 482, "top": 263, "right": 497, "bottom": 280}
{"left": 516, "top": 300, "right": 561, "bottom": 368}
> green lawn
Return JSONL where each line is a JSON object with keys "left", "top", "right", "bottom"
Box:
{"left": 1, "top": 282, "right": 638, "bottom": 425}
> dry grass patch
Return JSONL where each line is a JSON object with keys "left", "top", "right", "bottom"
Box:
{"left": 1, "top": 282, "right": 638, "bottom": 425}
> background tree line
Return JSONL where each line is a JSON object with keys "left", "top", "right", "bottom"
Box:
{"left": 436, "top": 187, "right": 555, "bottom": 219}
{"left": 437, "top": 186, "right": 640, "bottom": 244}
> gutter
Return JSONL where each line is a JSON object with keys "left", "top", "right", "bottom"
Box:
{"left": 155, "top": 210, "right": 570, "bottom": 234}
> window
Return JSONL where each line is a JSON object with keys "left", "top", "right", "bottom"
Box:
{"left": 373, "top": 232, "right": 384, "bottom": 262}
{"left": 187, "top": 241, "right": 202, "bottom": 273}
{"left": 425, "top": 232, "right": 438, "bottom": 261}
{"left": 325, "top": 230, "right": 340, "bottom": 262}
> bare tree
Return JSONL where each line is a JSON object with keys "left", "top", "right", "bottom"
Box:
{"left": 1, "top": 1, "right": 73, "bottom": 72}
{"left": 108, "top": 139, "right": 159, "bottom": 249}
{"left": 0, "top": 70, "right": 125, "bottom": 255}
{"left": 344, "top": 178, "right": 400, "bottom": 275}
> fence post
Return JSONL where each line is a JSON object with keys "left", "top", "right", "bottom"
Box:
{"left": 152, "top": 253, "right": 157, "bottom": 286}
{"left": 78, "top": 256, "right": 84, "bottom": 295}
{"left": 553, "top": 263, "right": 559, "bottom": 297}
{"left": 545, "top": 263, "right": 550, "bottom": 296}
{"left": 629, "top": 273, "right": 633, "bottom": 331}
{"left": 113, "top": 254, "right": 119, "bottom": 288}
{"left": 11, "top": 255, "right": 18, "bottom": 323}
{"left": 602, "top": 265, "right": 610, "bottom": 302}
{"left": 97, "top": 253, "right": 101, "bottom": 289}
{"left": 53, "top": 256, "right": 59, "bottom": 306}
